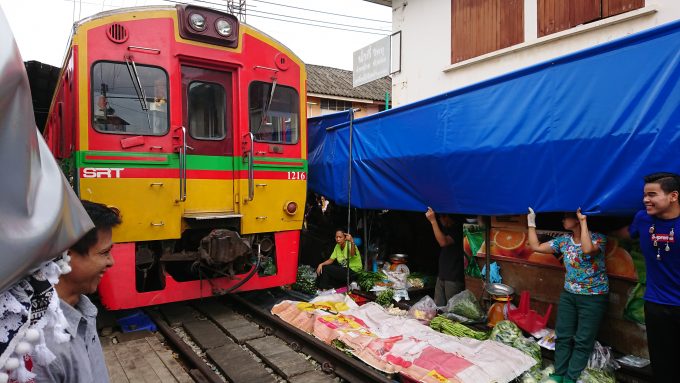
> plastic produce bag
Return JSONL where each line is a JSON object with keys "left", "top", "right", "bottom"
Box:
{"left": 513, "top": 336, "right": 542, "bottom": 366}
{"left": 577, "top": 368, "right": 615, "bottom": 383}
{"left": 513, "top": 336, "right": 542, "bottom": 380}
{"left": 292, "top": 265, "right": 318, "bottom": 294}
{"left": 407, "top": 295, "right": 438, "bottom": 324}
{"left": 623, "top": 282, "right": 646, "bottom": 324}
{"left": 519, "top": 364, "right": 555, "bottom": 383}
{"left": 577, "top": 341, "right": 619, "bottom": 383}
{"left": 489, "top": 320, "right": 522, "bottom": 346}
{"left": 445, "top": 289, "right": 485, "bottom": 321}
{"left": 464, "top": 228, "right": 484, "bottom": 278}
{"left": 383, "top": 268, "right": 409, "bottom": 290}
{"left": 616, "top": 354, "right": 650, "bottom": 368}
{"left": 586, "top": 341, "right": 619, "bottom": 371}
{"left": 481, "top": 262, "right": 502, "bottom": 283}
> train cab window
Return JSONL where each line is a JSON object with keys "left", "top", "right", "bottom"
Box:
{"left": 249, "top": 81, "right": 299, "bottom": 144}
{"left": 188, "top": 81, "right": 227, "bottom": 140}
{"left": 91, "top": 62, "right": 169, "bottom": 135}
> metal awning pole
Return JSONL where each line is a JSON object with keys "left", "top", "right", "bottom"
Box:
{"left": 363, "top": 209, "right": 369, "bottom": 271}
{"left": 346, "top": 108, "right": 356, "bottom": 235}
{"left": 346, "top": 109, "right": 355, "bottom": 289}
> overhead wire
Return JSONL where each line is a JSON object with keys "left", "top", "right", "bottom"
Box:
{"left": 65, "top": 0, "right": 391, "bottom": 36}
{"left": 243, "top": 7, "right": 391, "bottom": 32}
{"left": 195, "top": 0, "right": 390, "bottom": 34}
{"left": 159, "top": 0, "right": 390, "bottom": 35}
{"left": 246, "top": 13, "right": 389, "bottom": 35}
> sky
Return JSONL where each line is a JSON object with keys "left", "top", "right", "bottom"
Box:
{"left": 0, "top": 0, "right": 392, "bottom": 70}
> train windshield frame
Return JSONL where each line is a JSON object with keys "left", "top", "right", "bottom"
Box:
{"left": 248, "top": 81, "right": 299, "bottom": 144}
{"left": 91, "top": 61, "right": 169, "bottom": 136}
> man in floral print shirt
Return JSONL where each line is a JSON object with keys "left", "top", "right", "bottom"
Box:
{"left": 527, "top": 208, "right": 608, "bottom": 383}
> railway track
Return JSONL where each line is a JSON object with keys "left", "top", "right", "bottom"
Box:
{"left": 123, "top": 288, "right": 652, "bottom": 383}
{"left": 145, "top": 289, "right": 394, "bottom": 383}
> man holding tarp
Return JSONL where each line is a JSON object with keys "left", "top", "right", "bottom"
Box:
{"left": 425, "top": 207, "right": 465, "bottom": 306}
{"left": 626, "top": 173, "right": 680, "bottom": 383}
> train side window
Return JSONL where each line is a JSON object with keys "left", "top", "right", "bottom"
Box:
{"left": 248, "top": 81, "right": 299, "bottom": 144}
{"left": 187, "top": 81, "right": 227, "bottom": 140}
{"left": 91, "top": 61, "right": 169, "bottom": 135}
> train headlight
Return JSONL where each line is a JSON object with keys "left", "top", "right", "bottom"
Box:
{"left": 215, "top": 19, "right": 232, "bottom": 37}
{"left": 284, "top": 201, "right": 298, "bottom": 216}
{"left": 189, "top": 13, "right": 207, "bottom": 31}
{"left": 178, "top": 5, "right": 239, "bottom": 48}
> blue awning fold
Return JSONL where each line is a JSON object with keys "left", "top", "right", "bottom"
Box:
{"left": 308, "top": 20, "right": 680, "bottom": 216}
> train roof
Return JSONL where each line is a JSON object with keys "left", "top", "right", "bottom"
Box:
{"left": 71, "top": 5, "right": 303, "bottom": 66}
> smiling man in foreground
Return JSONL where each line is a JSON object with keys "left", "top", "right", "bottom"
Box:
{"left": 33, "top": 200, "right": 121, "bottom": 383}
{"left": 627, "top": 172, "right": 680, "bottom": 383}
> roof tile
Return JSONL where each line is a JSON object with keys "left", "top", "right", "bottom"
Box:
{"left": 306, "top": 64, "right": 391, "bottom": 102}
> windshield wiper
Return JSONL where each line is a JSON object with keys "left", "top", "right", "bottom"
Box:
{"left": 124, "top": 56, "right": 152, "bottom": 132}
{"left": 125, "top": 56, "right": 149, "bottom": 111}
{"left": 257, "top": 76, "right": 278, "bottom": 134}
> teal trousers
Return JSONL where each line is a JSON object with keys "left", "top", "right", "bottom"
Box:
{"left": 554, "top": 290, "right": 608, "bottom": 381}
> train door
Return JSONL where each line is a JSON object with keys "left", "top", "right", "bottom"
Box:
{"left": 240, "top": 80, "right": 304, "bottom": 233}
{"left": 180, "top": 66, "right": 235, "bottom": 217}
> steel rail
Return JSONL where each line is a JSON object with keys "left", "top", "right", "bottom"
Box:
{"left": 145, "top": 310, "right": 223, "bottom": 383}
{"left": 227, "top": 294, "right": 394, "bottom": 383}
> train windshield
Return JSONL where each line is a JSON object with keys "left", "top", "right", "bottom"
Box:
{"left": 92, "top": 61, "right": 169, "bottom": 135}
{"left": 249, "top": 81, "right": 299, "bottom": 144}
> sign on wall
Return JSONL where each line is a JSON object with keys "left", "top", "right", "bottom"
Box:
{"left": 353, "top": 35, "right": 391, "bottom": 87}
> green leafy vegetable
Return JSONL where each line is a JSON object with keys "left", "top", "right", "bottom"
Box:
{"left": 356, "top": 271, "right": 384, "bottom": 291}
{"left": 489, "top": 320, "right": 522, "bottom": 346}
{"left": 291, "top": 265, "right": 317, "bottom": 294}
{"left": 579, "top": 368, "right": 615, "bottom": 383}
{"left": 331, "top": 339, "right": 354, "bottom": 357}
{"left": 430, "top": 316, "right": 489, "bottom": 340}
{"left": 375, "top": 289, "right": 394, "bottom": 307}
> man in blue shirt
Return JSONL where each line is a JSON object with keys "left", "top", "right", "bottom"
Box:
{"left": 33, "top": 200, "right": 121, "bottom": 383}
{"left": 627, "top": 173, "right": 680, "bottom": 383}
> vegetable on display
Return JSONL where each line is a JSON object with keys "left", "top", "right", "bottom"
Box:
{"left": 356, "top": 271, "right": 384, "bottom": 291}
{"left": 292, "top": 265, "right": 317, "bottom": 294}
{"left": 430, "top": 316, "right": 488, "bottom": 340}
{"left": 446, "top": 290, "right": 485, "bottom": 321}
{"left": 489, "top": 320, "right": 522, "bottom": 346}
{"left": 375, "top": 289, "right": 394, "bottom": 307}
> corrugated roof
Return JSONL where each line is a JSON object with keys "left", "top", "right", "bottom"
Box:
{"left": 306, "top": 64, "right": 391, "bottom": 102}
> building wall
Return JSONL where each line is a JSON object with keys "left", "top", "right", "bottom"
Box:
{"left": 391, "top": 0, "right": 680, "bottom": 106}
{"left": 306, "top": 95, "right": 384, "bottom": 119}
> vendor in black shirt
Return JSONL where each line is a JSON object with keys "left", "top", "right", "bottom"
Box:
{"left": 425, "top": 207, "right": 465, "bottom": 306}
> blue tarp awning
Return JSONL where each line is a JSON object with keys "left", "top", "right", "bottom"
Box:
{"left": 308, "top": 20, "right": 680, "bottom": 216}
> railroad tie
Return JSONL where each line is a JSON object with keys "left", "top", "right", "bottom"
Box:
{"left": 288, "top": 370, "right": 338, "bottom": 383}
{"left": 158, "top": 303, "right": 201, "bottom": 327}
{"left": 206, "top": 342, "right": 277, "bottom": 383}
{"left": 193, "top": 299, "right": 265, "bottom": 343}
{"left": 247, "top": 336, "right": 317, "bottom": 379}
{"left": 183, "top": 319, "right": 231, "bottom": 351}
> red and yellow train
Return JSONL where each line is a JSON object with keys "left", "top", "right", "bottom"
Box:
{"left": 43, "top": 5, "right": 307, "bottom": 309}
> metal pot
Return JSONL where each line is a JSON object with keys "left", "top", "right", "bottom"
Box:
{"left": 388, "top": 253, "right": 408, "bottom": 263}
{"left": 485, "top": 283, "right": 514, "bottom": 297}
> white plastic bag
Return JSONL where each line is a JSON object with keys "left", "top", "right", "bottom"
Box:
{"left": 407, "top": 295, "right": 438, "bottom": 324}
